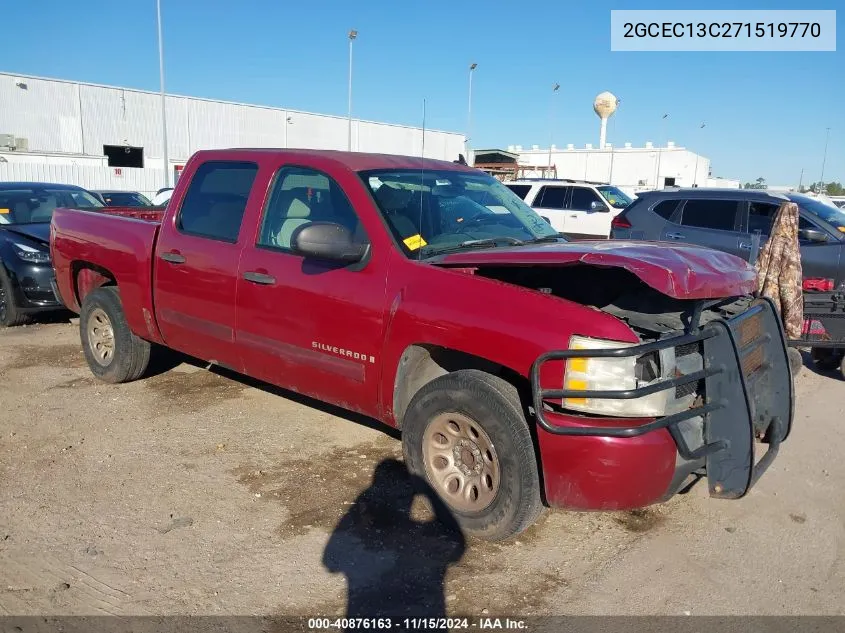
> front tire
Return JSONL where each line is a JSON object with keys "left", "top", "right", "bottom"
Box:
{"left": 402, "top": 370, "right": 543, "bottom": 541}
{"left": 80, "top": 286, "right": 151, "bottom": 383}
{"left": 0, "top": 267, "right": 30, "bottom": 327}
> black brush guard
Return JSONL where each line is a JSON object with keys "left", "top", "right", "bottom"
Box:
{"left": 530, "top": 297, "right": 794, "bottom": 499}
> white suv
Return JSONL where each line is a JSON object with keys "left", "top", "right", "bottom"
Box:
{"left": 504, "top": 179, "right": 634, "bottom": 239}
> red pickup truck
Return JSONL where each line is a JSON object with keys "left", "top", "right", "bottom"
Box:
{"left": 50, "top": 149, "right": 794, "bottom": 540}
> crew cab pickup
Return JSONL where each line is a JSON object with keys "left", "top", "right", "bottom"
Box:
{"left": 50, "top": 149, "right": 794, "bottom": 540}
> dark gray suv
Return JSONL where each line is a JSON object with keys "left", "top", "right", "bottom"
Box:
{"left": 610, "top": 189, "right": 845, "bottom": 288}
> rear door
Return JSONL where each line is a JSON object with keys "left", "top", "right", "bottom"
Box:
{"left": 565, "top": 186, "right": 612, "bottom": 239}
{"left": 152, "top": 159, "right": 260, "bottom": 370}
{"left": 661, "top": 198, "right": 746, "bottom": 258}
{"left": 530, "top": 185, "right": 570, "bottom": 233}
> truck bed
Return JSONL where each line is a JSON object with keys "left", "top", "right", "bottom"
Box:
{"left": 50, "top": 207, "right": 162, "bottom": 339}
{"left": 97, "top": 206, "right": 165, "bottom": 222}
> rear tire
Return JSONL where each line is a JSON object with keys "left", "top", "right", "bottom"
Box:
{"left": 401, "top": 369, "right": 543, "bottom": 541}
{"left": 80, "top": 286, "right": 150, "bottom": 383}
{"left": 0, "top": 268, "right": 31, "bottom": 327}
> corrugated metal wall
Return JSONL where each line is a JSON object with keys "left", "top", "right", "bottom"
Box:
{"left": 0, "top": 163, "right": 165, "bottom": 197}
{"left": 1, "top": 73, "right": 465, "bottom": 165}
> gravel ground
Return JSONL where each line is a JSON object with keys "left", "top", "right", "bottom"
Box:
{"left": 1, "top": 320, "right": 843, "bottom": 618}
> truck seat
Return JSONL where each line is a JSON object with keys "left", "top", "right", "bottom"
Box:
{"left": 374, "top": 185, "right": 419, "bottom": 240}
{"left": 276, "top": 197, "right": 312, "bottom": 249}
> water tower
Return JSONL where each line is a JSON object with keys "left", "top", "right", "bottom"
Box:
{"left": 593, "top": 92, "right": 619, "bottom": 150}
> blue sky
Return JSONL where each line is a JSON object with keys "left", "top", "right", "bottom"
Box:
{"left": 2, "top": 0, "right": 842, "bottom": 184}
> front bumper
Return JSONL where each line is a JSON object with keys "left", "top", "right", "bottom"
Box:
{"left": 7, "top": 262, "right": 63, "bottom": 312}
{"left": 531, "top": 297, "right": 794, "bottom": 508}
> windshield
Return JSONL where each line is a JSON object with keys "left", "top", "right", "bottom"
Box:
{"left": 596, "top": 185, "right": 633, "bottom": 209}
{"left": 362, "top": 169, "right": 561, "bottom": 258}
{"left": 0, "top": 187, "right": 103, "bottom": 225}
{"left": 101, "top": 192, "right": 152, "bottom": 207}
{"left": 788, "top": 194, "right": 845, "bottom": 231}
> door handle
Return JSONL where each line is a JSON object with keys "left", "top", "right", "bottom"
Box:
{"left": 160, "top": 251, "right": 186, "bottom": 264}
{"left": 243, "top": 271, "right": 276, "bottom": 285}
{"left": 665, "top": 232, "right": 686, "bottom": 240}
{"left": 739, "top": 242, "right": 752, "bottom": 250}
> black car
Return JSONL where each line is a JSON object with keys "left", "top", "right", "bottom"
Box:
{"left": 0, "top": 182, "right": 104, "bottom": 326}
{"left": 93, "top": 190, "right": 152, "bottom": 207}
{"left": 610, "top": 188, "right": 845, "bottom": 288}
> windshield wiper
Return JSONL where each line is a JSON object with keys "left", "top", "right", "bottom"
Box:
{"left": 458, "top": 236, "right": 525, "bottom": 248}
{"left": 524, "top": 235, "right": 566, "bottom": 244}
{"left": 422, "top": 236, "right": 526, "bottom": 258}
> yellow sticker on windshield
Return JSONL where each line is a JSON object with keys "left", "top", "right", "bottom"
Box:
{"left": 838, "top": 226, "right": 845, "bottom": 233}
{"left": 0, "top": 208, "right": 9, "bottom": 214}
{"left": 403, "top": 234, "right": 427, "bottom": 250}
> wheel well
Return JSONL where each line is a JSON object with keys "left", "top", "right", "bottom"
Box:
{"left": 72, "top": 262, "right": 116, "bottom": 309}
{"left": 392, "top": 344, "right": 530, "bottom": 428}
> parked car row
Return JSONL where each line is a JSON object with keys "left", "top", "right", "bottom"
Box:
{"left": 0, "top": 182, "right": 161, "bottom": 326}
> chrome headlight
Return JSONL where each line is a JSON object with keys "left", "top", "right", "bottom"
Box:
{"left": 563, "top": 335, "right": 689, "bottom": 418}
{"left": 12, "top": 242, "right": 50, "bottom": 264}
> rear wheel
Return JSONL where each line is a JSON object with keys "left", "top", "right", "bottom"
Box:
{"left": 80, "top": 286, "right": 151, "bottom": 383}
{"left": 0, "top": 268, "right": 30, "bottom": 327}
{"left": 402, "top": 370, "right": 543, "bottom": 541}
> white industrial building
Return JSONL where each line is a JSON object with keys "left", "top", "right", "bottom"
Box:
{"left": 511, "top": 143, "right": 740, "bottom": 193}
{"left": 0, "top": 72, "right": 465, "bottom": 196}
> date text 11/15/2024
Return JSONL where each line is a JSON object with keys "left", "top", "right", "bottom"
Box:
{"left": 307, "top": 617, "right": 528, "bottom": 629}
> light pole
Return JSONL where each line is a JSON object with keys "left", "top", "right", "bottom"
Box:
{"left": 467, "top": 62, "right": 477, "bottom": 162}
{"left": 347, "top": 29, "right": 358, "bottom": 152}
{"left": 547, "top": 82, "right": 560, "bottom": 175}
{"left": 693, "top": 122, "right": 705, "bottom": 187}
{"left": 156, "top": 0, "right": 170, "bottom": 187}
{"left": 819, "top": 127, "right": 831, "bottom": 194}
{"left": 655, "top": 113, "right": 668, "bottom": 189}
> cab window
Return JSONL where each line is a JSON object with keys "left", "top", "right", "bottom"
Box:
{"left": 258, "top": 166, "right": 367, "bottom": 251}
{"left": 177, "top": 161, "right": 258, "bottom": 242}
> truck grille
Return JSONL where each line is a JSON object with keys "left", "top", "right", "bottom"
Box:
{"left": 674, "top": 341, "right": 702, "bottom": 398}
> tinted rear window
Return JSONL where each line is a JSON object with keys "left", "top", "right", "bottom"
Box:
{"left": 534, "top": 186, "right": 567, "bottom": 209}
{"left": 653, "top": 199, "right": 680, "bottom": 220}
{"left": 680, "top": 199, "right": 740, "bottom": 231}
{"left": 504, "top": 184, "right": 531, "bottom": 200}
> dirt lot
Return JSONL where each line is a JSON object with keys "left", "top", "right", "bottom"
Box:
{"left": 1, "top": 320, "right": 844, "bottom": 618}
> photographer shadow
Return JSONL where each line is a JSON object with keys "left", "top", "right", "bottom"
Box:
{"left": 322, "top": 458, "right": 466, "bottom": 627}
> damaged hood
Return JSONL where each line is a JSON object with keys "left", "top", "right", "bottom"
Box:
{"left": 433, "top": 240, "right": 757, "bottom": 300}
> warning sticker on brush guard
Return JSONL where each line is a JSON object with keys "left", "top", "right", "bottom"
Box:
{"left": 403, "top": 234, "right": 427, "bottom": 250}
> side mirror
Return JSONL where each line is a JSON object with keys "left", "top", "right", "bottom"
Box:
{"left": 590, "top": 201, "right": 610, "bottom": 212}
{"left": 292, "top": 222, "right": 368, "bottom": 262}
{"left": 798, "top": 227, "right": 829, "bottom": 243}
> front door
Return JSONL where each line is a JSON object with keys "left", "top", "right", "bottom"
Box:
{"left": 235, "top": 163, "right": 387, "bottom": 417}
{"left": 152, "top": 160, "right": 260, "bottom": 370}
{"left": 745, "top": 200, "right": 844, "bottom": 279}
{"left": 661, "top": 198, "right": 746, "bottom": 258}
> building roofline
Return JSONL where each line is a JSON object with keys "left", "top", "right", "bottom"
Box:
{"left": 0, "top": 70, "right": 462, "bottom": 137}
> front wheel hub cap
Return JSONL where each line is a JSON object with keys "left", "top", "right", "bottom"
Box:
{"left": 422, "top": 412, "right": 501, "bottom": 513}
